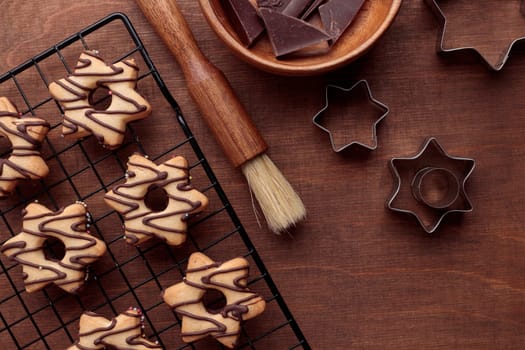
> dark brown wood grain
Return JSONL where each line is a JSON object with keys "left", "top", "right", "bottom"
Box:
{"left": 1, "top": 0, "right": 525, "bottom": 349}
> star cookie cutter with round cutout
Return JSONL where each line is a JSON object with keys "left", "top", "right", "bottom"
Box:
{"left": 386, "top": 137, "right": 475, "bottom": 233}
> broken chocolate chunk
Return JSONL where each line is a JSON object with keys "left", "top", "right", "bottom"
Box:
{"left": 257, "top": 0, "right": 289, "bottom": 12}
{"left": 282, "top": 0, "right": 315, "bottom": 17}
{"left": 319, "top": 0, "right": 365, "bottom": 44}
{"left": 224, "top": 0, "right": 265, "bottom": 47}
{"left": 300, "top": 0, "right": 325, "bottom": 19}
{"left": 258, "top": 0, "right": 314, "bottom": 18}
{"left": 257, "top": 0, "right": 284, "bottom": 7}
{"left": 259, "top": 7, "right": 331, "bottom": 57}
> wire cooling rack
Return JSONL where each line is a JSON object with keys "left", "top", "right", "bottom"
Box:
{"left": 0, "top": 12, "right": 309, "bottom": 350}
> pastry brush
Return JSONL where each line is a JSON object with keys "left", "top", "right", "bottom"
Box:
{"left": 135, "top": 0, "right": 306, "bottom": 233}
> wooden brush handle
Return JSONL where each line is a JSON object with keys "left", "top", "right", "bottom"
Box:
{"left": 135, "top": 0, "right": 268, "bottom": 168}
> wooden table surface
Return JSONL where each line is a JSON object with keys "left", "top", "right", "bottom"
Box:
{"left": 1, "top": 1, "right": 525, "bottom": 349}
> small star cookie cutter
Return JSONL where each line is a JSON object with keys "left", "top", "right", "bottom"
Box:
{"left": 312, "top": 80, "right": 389, "bottom": 152}
{"left": 386, "top": 137, "right": 475, "bottom": 233}
{"left": 425, "top": 0, "right": 525, "bottom": 70}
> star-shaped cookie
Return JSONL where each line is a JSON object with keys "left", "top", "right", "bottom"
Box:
{"left": 162, "top": 252, "right": 266, "bottom": 348}
{"left": 0, "top": 202, "right": 107, "bottom": 293}
{"left": 104, "top": 154, "right": 209, "bottom": 246}
{"left": 68, "top": 308, "right": 161, "bottom": 350}
{"left": 48, "top": 50, "right": 151, "bottom": 149}
{"left": 0, "top": 97, "right": 50, "bottom": 197}
{"left": 386, "top": 138, "right": 475, "bottom": 233}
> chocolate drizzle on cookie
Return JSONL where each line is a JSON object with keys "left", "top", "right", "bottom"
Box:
{"left": 180, "top": 263, "right": 260, "bottom": 321}
{"left": 162, "top": 252, "right": 266, "bottom": 348}
{"left": 68, "top": 308, "right": 162, "bottom": 350}
{"left": 104, "top": 154, "right": 209, "bottom": 246}
{"left": 0, "top": 97, "right": 50, "bottom": 198}
{"left": 48, "top": 50, "right": 151, "bottom": 149}
{"left": 0, "top": 202, "right": 107, "bottom": 293}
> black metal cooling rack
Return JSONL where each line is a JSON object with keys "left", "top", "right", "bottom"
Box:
{"left": 0, "top": 12, "right": 309, "bottom": 350}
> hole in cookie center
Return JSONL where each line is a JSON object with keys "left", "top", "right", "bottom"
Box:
{"left": 202, "top": 289, "right": 227, "bottom": 314}
{"left": 43, "top": 237, "right": 66, "bottom": 261}
{"left": 88, "top": 86, "right": 112, "bottom": 111}
{"left": 145, "top": 185, "right": 169, "bottom": 212}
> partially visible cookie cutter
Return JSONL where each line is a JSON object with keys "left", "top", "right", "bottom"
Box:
{"left": 425, "top": 0, "right": 525, "bottom": 71}
{"left": 386, "top": 137, "right": 475, "bottom": 233}
{"left": 312, "top": 80, "right": 389, "bottom": 152}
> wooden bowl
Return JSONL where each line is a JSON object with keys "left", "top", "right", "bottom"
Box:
{"left": 198, "top": 0, "right": 403, "bottom": 76}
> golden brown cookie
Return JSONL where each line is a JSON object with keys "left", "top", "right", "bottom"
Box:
{"left": 162, "top": 252, "right": 266, "bottom": 348}
{"left": 0, "top": 97, "right": 49, "bottom": 198}
{"left": 0, "top": 201, "right": 106, "bottom": 293}
{"left": 104, "top": 154, "right": 209, "bottom": 246}
{"left": 68, "top": 307, "right": 162, "bottom": 350}
{"left": 48, "top": 50, "right": 151, "bottom": 149}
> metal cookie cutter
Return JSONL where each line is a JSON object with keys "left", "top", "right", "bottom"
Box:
{"left": 312, "top": 80, "right": 389, "bottom": 152}
{"left": 425, "top": 0, "right": 525, "bottom": 70}
{"left": 386, "top": 137, "right": 475, "bottom": 233}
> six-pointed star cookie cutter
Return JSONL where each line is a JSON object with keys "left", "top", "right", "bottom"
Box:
{"left": 386, "top": 137, "right": 476, "bottom": 233}
{"left": 425, "top": 0, "right": 525, "bottom": 70}
{"left": 312, "top": 80, "right": 389, "bottom": 152}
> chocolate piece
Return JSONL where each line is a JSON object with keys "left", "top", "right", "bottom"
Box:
{"left": 301, "top": 0, "right": 325, "bottom": 19}
{"left": 259, "top": 8, "right": 330, "bottom": 57}
{"left": 224, "top": 0, "right": 265, "bottom": 46}
{"left": 319, "top": 0, "right": 365, "bottom": 43}
{"left": 282, "top": 0, "right": 314, "bottom": 17}
{"left": 257, "top": 0, "right": 289, "bottom": 12}
{"left": 258, "top": 0, "right": 316, "bottom": 18}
